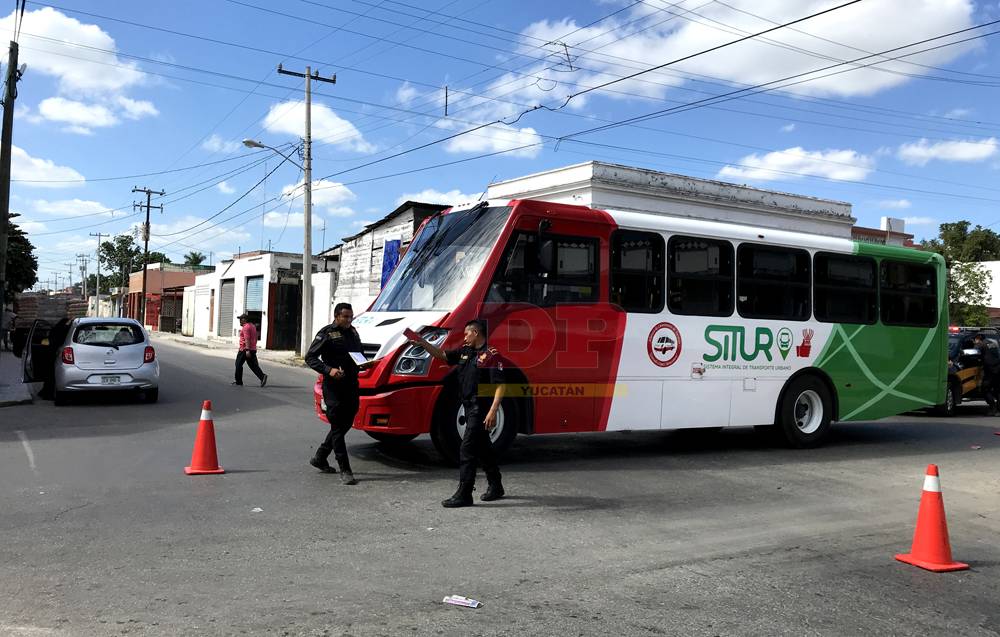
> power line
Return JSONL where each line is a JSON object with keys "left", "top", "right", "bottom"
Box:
{"left": 10, "top": 148, "right": 273, "bottom": 183}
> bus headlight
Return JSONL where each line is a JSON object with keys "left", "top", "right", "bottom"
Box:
{"left": 394, "top": 328, "right": 448, "bottom": 376}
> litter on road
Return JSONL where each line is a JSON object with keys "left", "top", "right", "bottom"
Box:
{"left": 443, "top": 595, "right": 482, "bottom": 609}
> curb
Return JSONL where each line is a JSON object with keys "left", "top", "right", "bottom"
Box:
{"left": 0, "top": 385, "right": 33, "bottom": 408}
{"left": 154, "top": 335, "right": 307, "bottom": 370}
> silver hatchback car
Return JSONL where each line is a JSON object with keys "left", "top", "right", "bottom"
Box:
{"left": 51, "top": 318, "right": 160, "bottom": 404}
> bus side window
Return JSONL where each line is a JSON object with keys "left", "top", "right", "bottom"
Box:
{"left": 490, "top": 232, "right": 600, "bottom": 306}
{"left": 880, "top": 260, "right": 936, "bottom": 327}
{"left": 610, "top": 230, "right": 664, "bottom": 313}
{"left": 814, "top": 253, "right": 877, "bottom": 324}
{"left": 667, "top": 235, "right": 734, "bottom": 316}
{"left": 736, "top": 244, "right": 811, "bottom": 321}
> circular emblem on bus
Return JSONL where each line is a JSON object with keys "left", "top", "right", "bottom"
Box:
{"left": 647, "top": 322, "right": 682, "bottom": 367}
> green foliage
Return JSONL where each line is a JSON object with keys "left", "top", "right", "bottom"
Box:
{"left": 949, "top": 262, "right": 991, "bottom": 327}
{"left": 98, "top": 235, "right": 171, "bottom": 287}
{"left": 5, "top": 218, "right": 38, "bottom": 298}
{"left": 183, "top": 251, "right": 206, "bottom": 266}
{"left": 919, "top": 221, "right": 1000, "bottom": 327}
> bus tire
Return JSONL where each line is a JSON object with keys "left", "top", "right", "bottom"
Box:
{"left": 430, "top": 391, "right": 519, "bottom": 466}
{"left": 777, "top": 375, "right": 833, "bottom": 448}
{"left": 366, "top": 432, "right": 419, "bottom": 444}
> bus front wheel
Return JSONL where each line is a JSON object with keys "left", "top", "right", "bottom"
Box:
{"left": 430, "top": 392, "right": 519, "bottom": 465}
{"left": 777, "top": 375, "right": 833, "bottom": 448}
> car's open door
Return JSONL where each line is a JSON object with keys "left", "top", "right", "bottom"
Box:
{"left": 22, "top": 319, "right": 51, "bottom": 382}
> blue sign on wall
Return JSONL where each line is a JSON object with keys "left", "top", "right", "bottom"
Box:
{"left": 380, "top": 239, "right": 402, "bottom": 289}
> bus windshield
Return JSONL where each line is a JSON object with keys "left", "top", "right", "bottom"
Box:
{"left": 371, "top": 205, "right": 510, "bottom": 312}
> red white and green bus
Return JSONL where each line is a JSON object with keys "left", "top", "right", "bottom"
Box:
{"left": 314, "top": 198, "right": 947, "bottom": 463}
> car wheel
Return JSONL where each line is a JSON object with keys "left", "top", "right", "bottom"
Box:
{"left": 934, "top": 382, "right": 958, "bottom": 417}
{"left": 143, "top": 388, "right": 159, "bottom": 404}
{"left": 366, "top": 432, "right": 419, "bottom": 444}
{"left": 777, "top": 375, "right": 833, "bottom": 448}
{"left": 430, "top": 391, "right": 519, "bottom": 465}
{"left": 53, "top": 390, "right": 70, "bottom": 406}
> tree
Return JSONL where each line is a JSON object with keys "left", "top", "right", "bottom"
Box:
{"left": 920, "top": 221, "right": 1000, "bottom": 327}
{"left": 98, "top": 235, "right": 171, "bottom": 289}
{"left": 183, "top": 251, "right": 206, "bottom": 266}
{"left": 948, "top": 262, "right": 992, "bottom": 326}
{"left": 5, "top": 216, "right": 38, "bottom": 299}
{"left": 920, "top": 221, "right": 1000, "bottom": 263}
{"left": 85, "top": 273, "right": 112, "bottom": 295}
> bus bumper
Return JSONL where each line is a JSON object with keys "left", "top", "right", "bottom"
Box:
{"left": 313, "top": 378, "right": 442, "bottom": 436}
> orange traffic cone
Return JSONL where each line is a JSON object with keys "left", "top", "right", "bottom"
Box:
{"left": 185, "top": 400, "right": 225, "bottom": 475}
{"left": 895, "top": 464, "right": 967, "bottom": 572}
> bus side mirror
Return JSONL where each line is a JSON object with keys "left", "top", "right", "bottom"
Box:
{"left": 538, "top": 238, "right": 554, "bottom": 274}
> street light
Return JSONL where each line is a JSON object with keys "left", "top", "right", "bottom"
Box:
{"left": 243, "top": 138, "right": 314, "bottom": 358}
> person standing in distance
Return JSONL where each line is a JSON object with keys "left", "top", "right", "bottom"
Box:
{"left": 233, "top": 313, "right": 267, "bottom": 387}
{"left": 974, "top": 333, "right": 1000, "bottom": 415}
{"left": 408, "top": 319, "right": 507, "bottom": 507}
{"left": 306, "top": 303, "right": 379, "bottom": 485}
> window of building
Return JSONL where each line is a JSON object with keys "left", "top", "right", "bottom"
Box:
{"left": 880, "top": 260, "right": 937, "bottom": 327}
{"left": 489, "top": 232, "right": 599, "bottom": 306}
{"left": 737, "top": 244, "right": 811, "bottom": 320}
{"left": 667, "top": 236, "right": 734, "bottom": 316}
{"left": 814, "top": 253, "right": 877, "bottom": 324}
{"left": 610, "top": 230, "right": 664, "bottom": 313}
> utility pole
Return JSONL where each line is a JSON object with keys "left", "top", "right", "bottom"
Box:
{"left": 63, "top": 262, "right": 74, "bottom": 294}
{"left": 90, "top": 232, "right": 106, "bottom": 317}
{"left": 77, "top": 253, "right": 90, "bottom": 300}
{"left": 277, "top": 63, "right": 336, "bottom": 356}
{"left": 132, "top": 186, "right": 164, "bottom": 325}
{"left": 0, "top": 28, "right": 26, "bottom": 353}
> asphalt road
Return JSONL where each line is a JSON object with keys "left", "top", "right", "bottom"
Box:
{"left": 1, "top": 338, "right": 999, "bottom": 636}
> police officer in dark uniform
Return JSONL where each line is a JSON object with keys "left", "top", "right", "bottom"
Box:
{"left": 408, "top": 319, "right": 507, "bottom": 508}
{"left": 305, "top": 302, "right": 378, "bottom": 485}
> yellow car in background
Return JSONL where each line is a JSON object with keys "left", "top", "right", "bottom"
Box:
{"left": 939, "top": 328, "right": 998, "bottom": 416}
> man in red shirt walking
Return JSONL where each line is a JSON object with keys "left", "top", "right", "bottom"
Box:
{"left": 234, "top": 313, "right": 268, "bottom": 387}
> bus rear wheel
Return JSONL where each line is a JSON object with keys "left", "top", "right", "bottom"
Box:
{"left": 430, "top": 392, "right": 518, "bottom": 465}
{"left": 777, "top": 375, "right": 833, "bottom": 448}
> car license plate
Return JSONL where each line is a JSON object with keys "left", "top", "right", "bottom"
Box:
{"left": 101, "top": 375, "right": 121, "bottom": 385}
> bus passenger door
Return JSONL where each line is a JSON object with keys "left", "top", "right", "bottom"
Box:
{"left": 482, "top": 220, "right": 618, "bottom": 433}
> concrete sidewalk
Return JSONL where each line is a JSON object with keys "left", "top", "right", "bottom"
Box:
{"left": 150, "top": 331, "right": 306, "bottom": 369}
{"left": 0, "top": 350, "right": 32, "bottom": 407}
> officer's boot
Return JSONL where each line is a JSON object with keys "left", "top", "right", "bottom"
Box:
{"left": 338, "top": 458, "right": 359, "bottom": 485}
{"left": 441, "top": 481, "right": 475, "bottom": 508}
{"left": 481, "top": 473, "right": 505, "bottom": 502}
{"left": 309, "top": 447, "right": 336, "bottom": 474}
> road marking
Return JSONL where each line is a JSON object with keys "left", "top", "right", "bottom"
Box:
{"left": 15, "top": 430, "right": 38, "bottom": 476}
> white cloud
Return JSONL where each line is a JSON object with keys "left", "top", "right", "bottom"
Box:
{"left": 780, "top": 123, "right": 796, "bottom": 133}
{"left": 396, "top": 81, "right": 419, "bottom": 105}
{"left": 326, "top": 206, "right": 357, "bottom": 218}
{"left": 445, "top": 123, "right": 543, "bottom": 158}
{"left": 517, "top": 2, "right": 978, "bottom": 100}
{"left": 262, "top": 211, "right": 323, "bottom": 228}
{"left": 876, "top": 199, "right": 911, "bottom": 210}
{"left": 37, "top": 97, "right": 118, "bottom": 134}
{"left": 717, "top": 147, "right": 874, "bottom": 182}
{"left": 32, "top": 198, "right": 113, "bottom": 217}
{"left": 902, "top": 216, "right": 936, "bottom": 226}
{"left": 116, "top": 96, "right": 158, "bottom": 120}
{"left": 263, "top": 101, "right": 374, "bottom": 153}
{"left": 148, "top": 215, "right": 252, "bottom": 253}
{"left": 2, "top": 7, "right": 145, "bottom": 96}
{"left": 14, "top": 219, "right": 47, "bottom": 233}
{"left": 280, "top": 179, "right": 356, "bottom": 213}
{"left": 10, "top": 146, "right": 85, "bottom": 187}
{"left": 217, "top": 181, "right": 236, "bottom": 195}
{"left": 942, "top": 108, "right": 972, "bottom": 119}
{"left": 201, "top": 134, "right": 243, "bottom": 154}
{"left": 896, "top": 138, "right": 998, "bottom": 166}
{"left": 396, "top": 188, "right": 480, "bottom": 207}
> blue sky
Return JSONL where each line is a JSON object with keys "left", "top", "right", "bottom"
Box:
{"left": 5, "top": 0, "right": 1000, "bottom": 288}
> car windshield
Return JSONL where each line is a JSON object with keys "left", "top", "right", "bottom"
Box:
{"left": 74, "top": 323, "right": 144, "bottom": 347}
{"left": 370, "top": 205, "right": 510, "bottom": 312}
